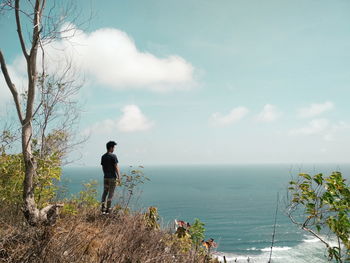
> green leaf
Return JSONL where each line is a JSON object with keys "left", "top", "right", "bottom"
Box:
{"left": 313, "top": 174, "right": 323, "bottom": 185}
{"left": 316, "top": 224, "right": 321, "bottom": 233}
{"left": 299, "top": 173, "right": 312, "bottom": 180}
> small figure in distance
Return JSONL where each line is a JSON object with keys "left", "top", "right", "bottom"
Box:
{"left": 174, "top": 219, "right": 191, "bottom": 238}
{"left": 201, "top": 238, "right": 217, "bottom": 250}
{"left": 100, "top": 141, "right": 121, "bottom": 214}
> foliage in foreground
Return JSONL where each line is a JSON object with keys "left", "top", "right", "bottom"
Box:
{"left": 0, "top": 152, "right": 61, "bottom": 209}
{"left": 0, "top": 168, "right": 218, "bottom": 263}
{"left": 0, "top": 206, "right": 218, "bottom": 263}
{"left": 190, "top": 218, "right": 206, "bottom": 249}
{"left": 287, "top": 171, "right": 350, "bottom": 262}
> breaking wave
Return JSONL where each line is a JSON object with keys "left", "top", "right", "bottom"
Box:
{"left": 213, "top": 236, "right": 328, "bottom": 263}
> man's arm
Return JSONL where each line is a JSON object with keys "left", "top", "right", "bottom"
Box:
{"left": 115, "top": 163, "right": 121, "bottom": 182}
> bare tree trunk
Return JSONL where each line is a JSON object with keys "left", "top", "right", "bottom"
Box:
{"left": 22, "top": 120, "right": 39, "bottom": 225}
{"left": 21, "top": 103, "right": 63, "bottom": 226}
{"left": 1, "top": 0, "right": 62, "bottom": 226}
{"left": 19, "top": 0, "right": 41, "bottom": 225}
{"left": 1, "top": 0, "right": 82, "bottom": 226}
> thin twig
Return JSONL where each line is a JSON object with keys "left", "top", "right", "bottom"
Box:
{"left": 268, "top": 192, "right": 279, "bottom": 263}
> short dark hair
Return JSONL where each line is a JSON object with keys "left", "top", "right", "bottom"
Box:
{"left": 106, "top": 141, "right": 117, "bottom": 150}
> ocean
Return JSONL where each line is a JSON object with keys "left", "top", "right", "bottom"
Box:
{"left": 61, "top": 164, "right": 350, "bottom": 263}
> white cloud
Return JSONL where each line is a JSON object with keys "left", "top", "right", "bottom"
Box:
{"left": 297, "top": 101, "right": 334, "bottom": 118}
{"left": 323, "top": 121, "right": 350, "bottom": 141}
{"left": 289, "top": 118, "right": 329, "bottom": 136}
{"left": 289, "top": 119, "right": 350, "bottom": 141}
{"left": 0, "top": 78, "right": 11, "bottom": 111}
{"left": 85, "top": 119, "right": 117, "bottom": 136}
{"left": 2, "top": 22, "right": 195, "bottom": 104}
{"left": 82, "top": 104, "right": 154, "bottom": 136}
{"left": 0, "top": 63, "right": 28, "bottom": 114}
{"left": 41, "top": 23, "right": 195, "bottom": 91}
{"left": 1, "top": 23, "right": 195, "bottom": 111}
{"left": 256, "top": 104, "right": 282, "bottom": 122}
{"left": 210, "top": 106, "right": 249, "bottom": 126}
{"left": 117, "top": 105, "right": 154, "bottom": 132}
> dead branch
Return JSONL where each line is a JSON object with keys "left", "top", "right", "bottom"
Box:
{"left": 15, "top": 0, "right": 29, "bottom": 60}
{"left": 1, "top": 0, "right": 90, "bottom": 226}
{"left": 0, "top": 50, "right": 24, "bottom": 123}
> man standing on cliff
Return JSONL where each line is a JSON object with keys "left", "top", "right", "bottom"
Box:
{"left": 101, "top": 141, "right": 121, "bottom": 214}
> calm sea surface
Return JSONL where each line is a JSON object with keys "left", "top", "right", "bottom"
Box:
{"left": 61, "top": 164, "right": 350, "bottom": 263}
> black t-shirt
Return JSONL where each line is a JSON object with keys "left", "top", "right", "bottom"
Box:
{"left": 101, "top": 152, "right": 118, "bottom": 178}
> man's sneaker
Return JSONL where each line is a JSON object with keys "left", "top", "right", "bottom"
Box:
{"left": 105, "top": 208, "right": 112, "bottom": 215}
{"left": 101, "top": 204, "right": 106, "bottom": 213}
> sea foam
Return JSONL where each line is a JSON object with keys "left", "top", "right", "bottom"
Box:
{"left": 213, "top": 238, "right": 329, "bottom": 263}
{"left": 260, "top": 246, "right": 292, "bottom": 252}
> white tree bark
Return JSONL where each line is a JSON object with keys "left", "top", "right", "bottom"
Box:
{"left": 0, "top": 0, "right": 61, "bottom": 226}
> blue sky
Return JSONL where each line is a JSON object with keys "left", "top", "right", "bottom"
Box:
{"left": 1, "top": 0, "right": 350, "bottom": 165}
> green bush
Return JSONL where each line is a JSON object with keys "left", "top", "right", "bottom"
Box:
{"left": 61, "top": 180, "right": 99, "bottom": 216}
{"left": 0, "top": 152, "right": 61, "bottom": 209}
{"left": 119, "top": 166, "right": 149, "bottom": 207}
{"left": 189, "top": 218, "right": 206, "bottom": 249}
{"left": 288, "top": 172, "right": 350, "bottom": 262}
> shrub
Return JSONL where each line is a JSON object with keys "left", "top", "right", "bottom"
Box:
{"left": 287, "top": 172, "right": 350, "bottom": 262}
{"left": 0, "top": 152, "right": 61, "bottom": 209}
{"left": 0, "top": 208, "right": 212, "bottom": 263}
{"left": 190, "top": 218, "right": 206, "bottom": 250}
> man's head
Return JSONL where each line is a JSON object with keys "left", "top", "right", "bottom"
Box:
{"left": 106, "top": 141, "right": 117, "bottom": 152}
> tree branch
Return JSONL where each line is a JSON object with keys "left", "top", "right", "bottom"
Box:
{"left": 302, "top": 225, "right": 330, "bottom": 249}
{"left": 0, "top": 50, "right": 24, "bottom": 123}
{"left": 25, "top": 0, "right": 43, "bottom": 123}
{"left": 31, "top": 0, "right": 42, "bottom": 51}
{"left": 15, "top": 0, "right": 29, "bottom": 60}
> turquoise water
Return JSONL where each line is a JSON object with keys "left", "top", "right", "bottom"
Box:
{"left": 61, "top": 164, "right": 350, "bottom": 263}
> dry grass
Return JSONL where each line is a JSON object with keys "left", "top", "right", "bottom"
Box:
{"left": 0, "top": 206, "right": 213, "bottom": 263}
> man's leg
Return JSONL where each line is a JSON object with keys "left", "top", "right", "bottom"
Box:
{"left": 101, "top": 178, "right": 109, "bottom": 212}
{"left": 106, "top": 178, "right": 117, "bottom": 213}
